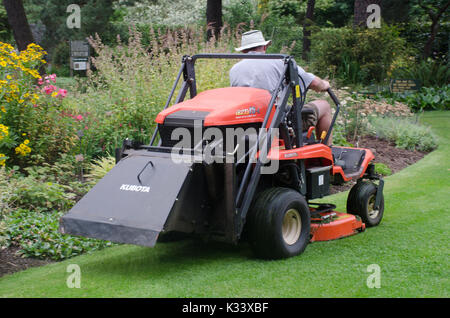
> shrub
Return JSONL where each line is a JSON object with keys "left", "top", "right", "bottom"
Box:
{"left": 310, "top": 25, "right": 410, "bottom": 85}
{"left": 0, "top": 166, "right": 17, "bottom": 218}
{"left": 0, "top": 42, "right": 78, "bottom": 167}
{"left": 121, "top": 0, "right": 206, "bottom": 27}
{"left": 325, "top": 88, "right": 413, "bottom": 142}
{"left": 10, "top": 178, "right": 75, "bottom": 213}
{"left": 392, "top": 60, "right": 450, "bottom": 88}
{"left": 50, "top": 41, "right": 71, "bottom": 77}
{"left": 367, "top": 116, "right": 438, "bottom": 152}
{"left": 223, "top": 0, "right": 259, "bottom": 29}
{"left": 3, "top": 209, "right": 113, "bottom": 260}
{"left": 85, "top": 155, "right": 116, "bottom": 186}
{"left": 399, "top": 85, "right": 450, "bottom": 112}
{"left": 1, "top": 155, "right": 91, "bottom": 214}
{"left": 0, "top": 156, "right": 107, "bottom": 260}
{"left": 374, "top": 162, "right": 392, "bottom": 176}
{"left": 0, "top": 42, "right": 44, "bottom": 166}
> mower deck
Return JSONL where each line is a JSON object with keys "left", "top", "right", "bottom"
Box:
{"left": 310, "top": 211, "right": 365, "bottom": 242}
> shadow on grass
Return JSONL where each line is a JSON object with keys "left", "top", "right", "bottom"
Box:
{"left": 79, "top": 238, "right": 256, "bottom": 280}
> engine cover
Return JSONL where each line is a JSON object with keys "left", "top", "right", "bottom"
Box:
{"left": 155, "top": 87, "right": 272, "bottom": 127}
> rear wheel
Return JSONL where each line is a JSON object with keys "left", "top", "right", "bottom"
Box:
{"left": 247, "top": 187, "right": 310, "bottom": 259}
{"left": 347, "top": 181, "right": 384, "bottom": 227}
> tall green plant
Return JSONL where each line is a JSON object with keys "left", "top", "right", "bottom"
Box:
{"left": 393, "top": 60, "right": 450, "bottom": 88}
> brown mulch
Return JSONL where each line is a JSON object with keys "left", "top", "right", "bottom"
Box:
{"left": 0, "top": 136, "right": 427, "bottom": 278}
{"left": 330, "top": 135, "right": 426, "bottom": 194}
{"left": 0, "top": 246, "right": 52, "bottom": 278}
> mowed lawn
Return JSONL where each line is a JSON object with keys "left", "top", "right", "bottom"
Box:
{"left": 0, "top": 111, "right": 448, "bottom": 298}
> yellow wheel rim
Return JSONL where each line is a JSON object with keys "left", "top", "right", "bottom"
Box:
{"left": 368, "top": 195, "right": 380, "bottom": 219}
{"left": 282, "top": 208, "right": 302, "bottom": 245}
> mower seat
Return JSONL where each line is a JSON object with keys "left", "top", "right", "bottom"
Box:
{"left": 331, "top": 147, "right": 366, "bottom": 177}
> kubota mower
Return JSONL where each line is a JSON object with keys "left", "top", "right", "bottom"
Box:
{"left": 60, "top": 54, "right": 384, "bottom": 259}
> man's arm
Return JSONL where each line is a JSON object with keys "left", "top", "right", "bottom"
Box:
{"left": 309, "top": 76, "right": 330, "bottom": 92}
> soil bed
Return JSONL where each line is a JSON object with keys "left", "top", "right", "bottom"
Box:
{"left": 0, "top": 136, "right": 427, "bottom": 278}
{"left": 0, "top": 246, "right": 52, "bottom": 278}
{"left": 330, "top": 135, "right": 426, "bottom": 194}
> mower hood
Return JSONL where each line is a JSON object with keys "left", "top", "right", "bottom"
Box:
{"left": 155, "top": 87, "right": 272, "bottom": 127}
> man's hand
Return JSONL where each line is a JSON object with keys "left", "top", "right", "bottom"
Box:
{"left": 310, "top": 77, "right": 330, "bottom": 92}
{"left": 320, "top": 79, "right": 331, "bottom": 91}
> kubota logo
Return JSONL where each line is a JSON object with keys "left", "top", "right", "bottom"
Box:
{"left": 119, "top": 184, "right": 150, "bottom": 192}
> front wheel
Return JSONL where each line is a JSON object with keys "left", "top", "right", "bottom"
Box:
{"left": 247, "top": 187, "right": 310, "bottom": 259}
{"left": 347, "top": 181, "right": 384, "bottom": 227}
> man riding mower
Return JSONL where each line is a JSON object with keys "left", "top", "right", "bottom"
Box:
{"left": 60, "top": 32, "right": 385, "bottom": 260}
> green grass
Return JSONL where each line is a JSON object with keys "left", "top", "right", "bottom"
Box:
{"left": 0, "top": 111, "right": 449, "bottom": 298}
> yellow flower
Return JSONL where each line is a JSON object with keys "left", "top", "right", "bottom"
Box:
{"left": 51, "top": 92, "right": 58, "bottom": 98}
{"left": 0, "top": 153, "right": 6, "bottom": 166}
{"left": 15, "top": 142, "right": 31, "bottom": 156}
{"left": 0, "top": 124, "right": 8, "bottom": 135}
{"left": 0, "top": 106, "right": 5, "bottom": 113}
{"left": 24, "top": 139, "right": 30, "bottom": 145}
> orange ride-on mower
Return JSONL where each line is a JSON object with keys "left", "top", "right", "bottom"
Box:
{"left": 60, "top": 54, "right": 384, "bottom": 259}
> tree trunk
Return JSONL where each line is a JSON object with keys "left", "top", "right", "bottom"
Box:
{"left": 302, "top": 0, "right": 315, "bottom": 61}
{"left": 423, "top": 18, "right": 439, "bottom": 58}
{"left": 354, "top": 0, "right": 381, "bottom": 27}
{"left": 420, "top": 1, "right": 450, "bottom": 59}
{"left": 3, "top": 0, "right": 34, "bottom": 51}
{"left": 206, "top": 0, "right": 222, "bottom": 40}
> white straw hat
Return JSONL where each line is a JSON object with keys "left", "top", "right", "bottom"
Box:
{"left": 235, "top": 30, "right": 272, "bottom": 52}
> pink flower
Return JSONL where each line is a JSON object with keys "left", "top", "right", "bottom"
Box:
{"left": 43, "top": 85, "right": 57, "bottom": 95}
{"left": 57, "top": 89, "right": 67, "bottom": 98}
{"left": 38, "top": 78, "right": 44, "bottom": 85}
{"left": 49, "top": 74, "right": 57, "bottom": 83}
{"left": 43, "top": 86, "right": 52, "bottom": 94}
{"left": 84, "top": 126, "right": 89, "bottom": 130}
{"left": 75, "top": 115, "right": 83, "bottom": 121}
{"left": 33, "top": 104, "right": 38, "bottom": 108}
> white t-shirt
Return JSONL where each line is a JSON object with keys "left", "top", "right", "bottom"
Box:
{"left": 229, "top": 52, "right": 316, "bottom": 94}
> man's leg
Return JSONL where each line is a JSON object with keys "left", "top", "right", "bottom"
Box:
{"left": 311, "top": 99, "right": 332, "bottom": 145}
